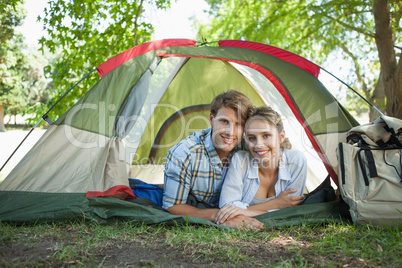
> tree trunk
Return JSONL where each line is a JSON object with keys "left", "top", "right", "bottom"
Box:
{"left": 369, "top": 76, "right": 386, "bottom": 121}
{"left": 373, "top": 0, "right": 402, "bottom": 119}
{"left": 395, "top": 49, "right": 402, "bottom": 118}
{"left": 0, "top": 104, "right": 6, "bottom": 132}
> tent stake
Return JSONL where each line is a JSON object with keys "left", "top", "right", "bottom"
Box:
{"left": 0, "top": 68, "right": 98, "bottom": 173}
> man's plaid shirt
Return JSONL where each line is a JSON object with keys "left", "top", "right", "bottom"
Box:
{"left": 162, "top": 128, "right": 232, "bottom": 210}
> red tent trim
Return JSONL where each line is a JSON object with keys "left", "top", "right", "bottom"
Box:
{"left": 219, "top": 40, "right": 321, "bottom": 78}
{"left": 86, "top": 185, "right": 135, "bottom": 198}
{"left": 97, "top": 39, "right": 196, "bottom": 77}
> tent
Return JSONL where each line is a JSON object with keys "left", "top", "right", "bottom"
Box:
{"left": 0, "top": 39, "right": 357, "bottom": 225}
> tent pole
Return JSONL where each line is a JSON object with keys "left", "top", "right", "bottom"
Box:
{"left": 0, "top": 68, "right": 98, "bottom": 173}
{"left": 197, "top": 40, "right": 219, "bottom": 47}
{"left": 42, "top": 67, "right": 98, "bottom": 123}
{"left": 321, "top": 67, "right": 384, "bottom": 117}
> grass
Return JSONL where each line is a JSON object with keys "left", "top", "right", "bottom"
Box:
{"left": 1, "top": 220, "right": 401, "bottom": 267}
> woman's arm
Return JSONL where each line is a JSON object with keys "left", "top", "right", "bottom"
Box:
{"left": 248, "top": 150, "right": 307, "bottom": 211}
{"left": 218, "top": 153, "right": 250, "bottom": 209}
{"left": 216, "top": 152, "right": 253, "bottom": 223}
{"left": 217, "top": 188, "right": 305, "bottom": 224}
{"left": 286, "top": 150, "right": 308, "bottom": 197}
{"left": 247, "top": 188, "right": 305, "bottom": 211}
{"left": 216, "top": 204, "right": 267, "bottom": 224}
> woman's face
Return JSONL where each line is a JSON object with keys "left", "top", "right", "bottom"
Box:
{"left": 245, "top": 118, "right": 285, "bottom": 168}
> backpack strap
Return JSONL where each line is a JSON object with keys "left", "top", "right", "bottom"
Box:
{"left": 357, "top": 149, "right": 370, "bottom": 186}
{"left": 375, "top": 139, "right": 386, "bottom": 148}
{"left": 364, "top": 149, "right": 378, "bottom": 178}
{"left": 338, "top": 143, "right": 346, "bottom": 185}
{"left": 383, "top": 125, "right": 402, "bottom": 148}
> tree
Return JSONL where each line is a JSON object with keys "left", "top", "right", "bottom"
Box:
{"left": 198, "top": 0, "right": 402, "bottom": 120}
{"left": 38, "top": 0, "right": 172, "bottom": 123}
{"left": 20, "top": 48, "right": 56, "bottom": 125}
{"left": 0, "top": 0, "right": 27, "bottom": 131}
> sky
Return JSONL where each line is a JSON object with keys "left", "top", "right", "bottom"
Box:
{"left": 16, "top": 0, "right": 210, "bottom": 48}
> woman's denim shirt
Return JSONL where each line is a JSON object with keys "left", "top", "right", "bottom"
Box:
{"left": 219, "top": 149, "right": 307, "bottom": 210}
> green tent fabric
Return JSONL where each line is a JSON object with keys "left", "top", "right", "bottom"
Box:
{"left": 0, "top": 39, "right": 358, "bottom": 226}
{"left": 0, "top": 191, "right": 346, "bottom": 227}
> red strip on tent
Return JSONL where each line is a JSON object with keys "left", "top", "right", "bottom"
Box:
{"left": 97, "top": 39, "right": 197, "bottom": 77}
{"left": 219, "top": 40, "right": 321, "bottom": 77}
{"left": 86, "top": 185, "right": 135, "bottom": 198}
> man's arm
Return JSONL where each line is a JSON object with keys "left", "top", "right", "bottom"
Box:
{"left": 167, "top": 204, "right": 219, "bottom": 222}
{"left": 163, "top": 143, "right": 224, "bottom": 222}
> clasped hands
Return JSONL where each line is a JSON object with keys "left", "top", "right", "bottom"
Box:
{"left": 215, "top": 189, "right": 305, "bottom": 229}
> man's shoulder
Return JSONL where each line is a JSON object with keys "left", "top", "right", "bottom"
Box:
{"left": 167, "top": 128, "right": 211, "bottom": 158}
{"left": 187, "top": 128, "right": 211, "bottom": 150}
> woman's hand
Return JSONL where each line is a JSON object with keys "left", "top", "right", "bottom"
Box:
{"left": 274, "top": 188, "right": 305, "bottom": 209}
{"left": 220, "top": 214, "right": 264, "bottom": 230}
{"left": 215, "top": 205, "right": 248, "bottom": 224}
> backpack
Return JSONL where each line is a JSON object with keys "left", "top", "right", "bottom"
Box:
{"left": 337, "top": 115, "right": 402, "bottom": 225}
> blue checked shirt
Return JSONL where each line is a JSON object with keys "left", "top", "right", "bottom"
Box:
{"left": 162, "top": 128, "right": 232, "bottom": 210}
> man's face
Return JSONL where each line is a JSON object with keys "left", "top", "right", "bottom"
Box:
{"left": 209, "top": 106, "right": 244, "bottom": 159}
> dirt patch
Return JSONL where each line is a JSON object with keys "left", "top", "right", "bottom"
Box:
{"left": 0, "top": 228, "right": 385, "bottom": 267}
{"left": 95, "top": 240, "right": 215, "bottom": 267}
{"left": 0, "top": 230, "right": 221, "bottom": 267}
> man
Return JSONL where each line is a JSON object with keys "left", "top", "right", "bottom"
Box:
{"left": 162, "top": 90, "right": 263, "bottom": 229}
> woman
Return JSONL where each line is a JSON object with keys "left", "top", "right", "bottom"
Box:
{"left": 216, "top": 106, "right": 307, "bottom": 224}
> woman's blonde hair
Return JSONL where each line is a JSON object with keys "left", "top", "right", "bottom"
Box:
{"left": 246, "top": 106, "right": 292, "bottom": 149}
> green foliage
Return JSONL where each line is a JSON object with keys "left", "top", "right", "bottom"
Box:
{"left": 198, "top": 0, "right": 402, "bottom": 117}
{"left": 0, "top": 40, "right": 26, "bottom": 115}
{"left": 0, "top": 0, "right": 26, "bottom": 44}
{"left": 0, "top": 0, "right": 26, "bottom": 99}
{"left": 0, "top": 0, "right": 28, "bottom": 130}
{"left": 37, "top": 0, "right": 172, "bottom": 123}
{"left": 200, "top": 0, "right": 386, "bottom": 62}
{"left": 21, "top": 48, "right": 56, "bottom": 124}
{"left": 0, "top": 40, "right": 54, "bottom": 126}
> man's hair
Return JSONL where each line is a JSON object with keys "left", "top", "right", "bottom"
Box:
{"left": 246, "top": 106, "right": 292, "bottom": 149}
{"left": 210, "top": 90, "right": 253, "bottom": 124}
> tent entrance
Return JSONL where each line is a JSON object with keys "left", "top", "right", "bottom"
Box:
{"left": 124, "top": 56, "right": 328, "bottom": 191}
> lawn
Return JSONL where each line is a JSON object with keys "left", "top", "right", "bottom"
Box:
{"left": 1, "top": 220, "right": 401, "bottom": 267}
